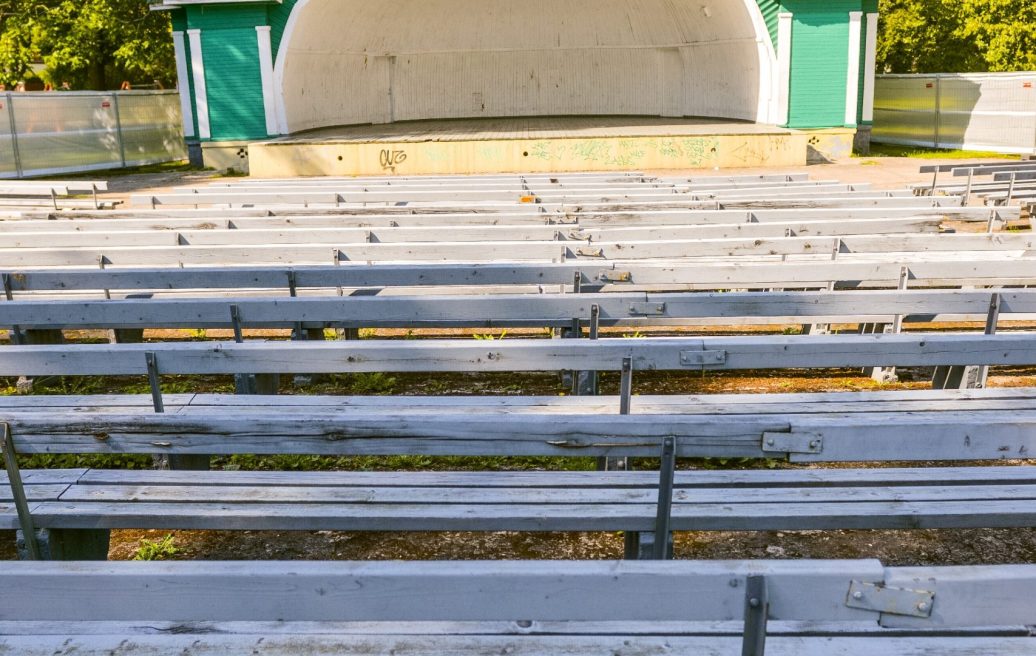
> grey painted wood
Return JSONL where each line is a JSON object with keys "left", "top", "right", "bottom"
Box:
{"left": 0, "top": 559, "right": 884, "bottom": 622}
{"left": 2, "top": 334, "right": 1033, "bottom": 376}
{"left": 2, "top": 233, "right": 1032, "bottom": 267}
{"left": 6, "top": 407, "right": 1036, "bottom": 461}
{"left": 3, "top": 634, "right": 1035, "bottom": 655}
{"left": 0, "top": 206, "right": 1011, "bottom": 233}
{"left": 3, "top": 289, "right": 1034, "bottom": 330}
{"left": 5, "top": 258, "right": 1034, "bottom": 294}
{"left": 0, "top": 216, "right": 949, "bottom": 250}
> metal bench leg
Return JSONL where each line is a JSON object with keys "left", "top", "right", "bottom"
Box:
{"left": 146, "top": 351, "right": 209, "bottom": 471}
{"left": 932, "top": 293, "right": 1000, "bottom": 390}
{"left": 627, "top": 433, "right": 676, "bottom": 560}
{"left": 742, "top": 575, "right": 769, "bottom": 656}
{"left": 2, "top": 422, "right": 41, "bottom": 560}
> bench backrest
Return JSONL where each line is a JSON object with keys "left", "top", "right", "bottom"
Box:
{"left": 0, "top": 558, "right": 1032, "bottom": 630}
{"left": 1, "top": 289, "right": 1028, "bottom": 330}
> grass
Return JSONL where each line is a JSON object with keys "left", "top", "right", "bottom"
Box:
{"left": 864, "top": 143, "right": 1019, "bottom": 160}
{"left": 133, "top": 534, "right": 179, "bottom": 561}
{"left": 35, "top": 160, "right": 208, "bottom": 180}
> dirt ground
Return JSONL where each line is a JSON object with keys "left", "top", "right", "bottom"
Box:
{"left": 9, "top": 155, "right": 1036, "bottom": 566}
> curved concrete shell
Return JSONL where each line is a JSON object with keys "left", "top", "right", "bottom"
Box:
{"left": 274, "top": 0, "right": 777, "bottom": 134}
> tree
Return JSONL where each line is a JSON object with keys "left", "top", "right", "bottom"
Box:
{"left": 0, "top": 0, "right": 175, "bottom": 90}
{"left": 877, "top": 0, "right": 983, "bottom": 73}
{"left": 959, "top": 0, "right": 1036, "bottom": 72}
{"left": 877, "top": 0, "right": 1036, "bottom": 73}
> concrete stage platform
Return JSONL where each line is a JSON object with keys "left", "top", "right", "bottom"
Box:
{"left": 247, "top": 117, "right": 851, "bottom": 178}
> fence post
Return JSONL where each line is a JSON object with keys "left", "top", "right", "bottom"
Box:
{"left": 111, "top": 92, "right": 127, "bottom": 168}
{"left": 933, "top": 76, "right": 942, "bottom": 149}
{"left": 5, "top": 93, "right": 22, "bottom": 179}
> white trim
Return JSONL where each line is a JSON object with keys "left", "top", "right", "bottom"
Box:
{"left": 171, "top": 31, "right": 195, "bottom": 138}
{"left": 740, "top": 0, "right": 779, "bottom": 124}
{"left": 845, "top": 11, "right": 863, "bottom": 126}
{"left": 187, "top": 29, "right": 211, "bottom": 139}
{"left": 255, "top": 26, "right": 279, "bottom": 135}
{"left": 776, "top": 13, "right": 793, "bottom": 126}
{"left": 862, "top": 12, "right": 878, "bottom": 122}
{"left": 272, "top": 0, "right": 312, "bottom": 135}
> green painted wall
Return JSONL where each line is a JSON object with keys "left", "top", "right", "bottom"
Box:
{"left": 187, "top": 5, "right": 268, "bottom": 141}
{"left": 780, "top": 0, "right": 864, "bottom": 129}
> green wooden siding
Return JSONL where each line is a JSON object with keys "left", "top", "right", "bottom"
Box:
{"left": 780, "top": 0, "right": 864, "bottom": 129}
{"left": 755, "top": 0, "right": 781, "bottom": 50}
{"left": 187, "top": 5, "right": 268, "bottom": 141}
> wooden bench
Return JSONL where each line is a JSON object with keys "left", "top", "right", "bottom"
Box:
{"left": 7, "top": 259, "right": 1036, "bottom": 299}
{"left": 1, "top": 558, "right": 1034, "bottom": 655}
{"left": 2, "top": 333, "right": 1035, "bottom": 560}
{"left": 2, "top": 231, "right": 1032, "bottom": 268}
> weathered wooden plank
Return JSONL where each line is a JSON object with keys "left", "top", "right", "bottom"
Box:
{"left": 6, "top": 409, "right": 1036, "bottom": 461}
{"left": 31, "top": 497, "right": 1036, "bottom": 532}
{"left": 0, "top": 216, "right": 947, "bottom": 250}
{"left": 5, "top": 258, "right": 1035, "bottom": 293}
{"left": 0, "top": 206, "right": 1010, "bottom": 233}
{"left": 4, "top": 232, "right": 1032, "bottom": 267}
{"left": 6, "top": 390, "right": 1034, "bottom": 417}
{"left": 0, "top": 559, "right": 883, "bottom": 622}
{"left": 2, "top": 634, "right": 1034, "bottom": 656}
{"left": 55, "top": 482, "right": 1036, "bottom": 505}
{"left": 3, "top": 289, "right": 1034, "bottom": 330}
{"left": 72, "top": 465, "right": 1036, "bottom": 489}
{"left": 2, "top": 334, "right": 1033, "bottom": 376}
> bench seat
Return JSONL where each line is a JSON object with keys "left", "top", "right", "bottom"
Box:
{"left": 5, "top": 465, "right": 1036, "bottom": 533}
{"left": 0, "top": 559, "right": 1033, "bottom": 655}
{"left": 3, "top": 389, "right": 1036, "bottom": 535}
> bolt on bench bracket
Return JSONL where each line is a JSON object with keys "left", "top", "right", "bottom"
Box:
{"left": 846, "top": 580, "right": 935, "bottom": 618}
{"left": 679, "top": 349, "right": 727, "bottom": 368}
{"left": 761, "top": 432, "right": 823, "bottom": 455}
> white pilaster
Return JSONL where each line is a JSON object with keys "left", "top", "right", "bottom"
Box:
{"left": 845, "top": 11, "right": 863, "bottom": 126}
{"left": 171, "top": 31, "right": 195, "bottom": 138}
{"left": 776, "top": 13, "right": 793, "bottom": 126}
{"left": 862, "top": 12, "right": 879, "bottom": 122}
{"left": 255, "top": 26, "right": 279, "bottom": 135}
{"left": 187, "top": 29, "right": 211, "bottom": 139}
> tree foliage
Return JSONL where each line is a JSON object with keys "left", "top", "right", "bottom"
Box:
{"left": 0, "top": 0, "right": 175, "bottom": 89}
{"left": 878, "top": 0, "right": 1036, "bottom": 73}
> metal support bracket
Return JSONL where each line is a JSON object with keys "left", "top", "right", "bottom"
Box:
{"left": 2, "top": 273, "right": 25, "bottom": 346}
{"left": 652, "top": 435, "right": 676, "bottom": 560}
{"left": 629, "top": 302, "right": 666, "bottom": 316}
{"left": 145, "top": 351, "right": 164, "bottom": 413}
{"left": 975, "top": 292, "right": 1001, "bottom": 388}
{"left": 741, "top": 575, "right": 769, "bottom": 656}
{"left": 1, "top": 423, "right": 41, "bottom": 560}
{"left": 619, "top": 356, "right": 633, "bottom": 415}
{"left": 589, "top": 304, "right": 600, "bottom": 341}
{"left": 287, "top": 271, "right": 304, "bottom": 341}
{"left": 229, "top": 304, "right": 244, "bottom": 343}
{"left": 599, "top": 270, "right": 631, "bottom": 283}
{"left": 679, "top": 349, "right": 727, "bottom": 367}
{"left": 761, "top": 431, "right": 823, "bottom": 455}
{"left": 846, "top": 580, "right": 934, "bottom": 618}
{"left": 575, "top": 247, "right": 604, "bottom": 258}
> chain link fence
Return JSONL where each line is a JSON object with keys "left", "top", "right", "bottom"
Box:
{"left": 873, "top": 73, "right": 1036, "bottom": 155}
{"left": 0, "top": 91, "right": 188, "bottom": 179}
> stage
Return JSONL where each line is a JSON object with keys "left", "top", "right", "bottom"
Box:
{"left": 246, "top": 117, "right": 846, "bottom": 178}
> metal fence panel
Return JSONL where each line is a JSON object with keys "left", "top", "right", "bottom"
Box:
{"left": 873, "top": 73, "right": 1036, "bottom": 155}
{"left": 0, "top": 94, "right": 20, "bottom": 178}
{"left": 0, "top": 91, "right": 187, "bottom": 179}
{"left": 117, "top": 92, "right": 188, "bottom": 167}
